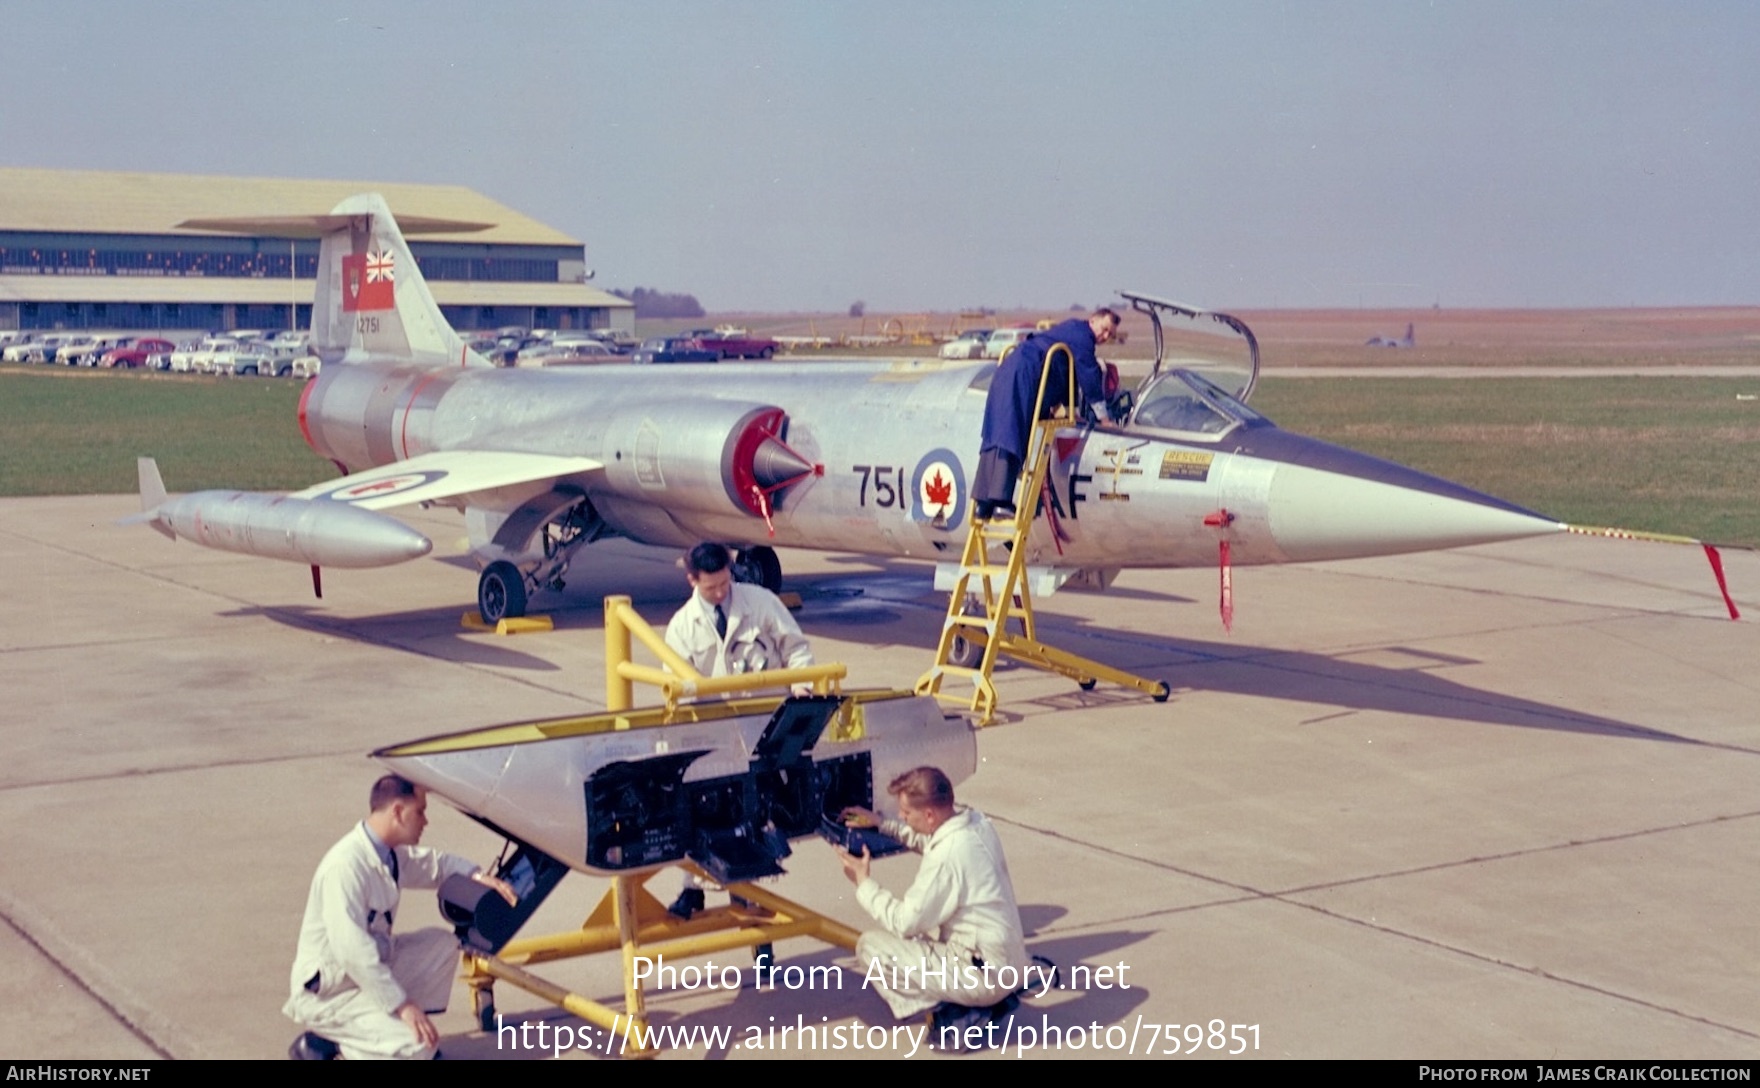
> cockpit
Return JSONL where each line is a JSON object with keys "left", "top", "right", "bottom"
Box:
{"left": 1116, "top": 291, "right": 1272, "bottom": 441}
{"left": 1129, "top": 368, "right": 1269, "bottom": 439}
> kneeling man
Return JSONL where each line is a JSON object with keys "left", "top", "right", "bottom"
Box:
{"left": 285, "top": 775, "right": 515, "bottom": 1060}
{"left": 837, "top": 766, "right": 1029, "bottom": 1033}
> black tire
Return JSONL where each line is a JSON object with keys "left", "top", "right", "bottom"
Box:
{"left": 759, "top": 346, "right": 774, "bottom": 359}
{"left": 476, "top": 998, "right": 497, "bottom": 1033}
{"left": 478, "top": 561, "right": 527, "bottom": 624}
{"left": 733, "top": 545, "right": 783, "bottom": 594}
{"left": 1153, "top": 681, "right": 1171, "bottom": 703}
{"left": 948, "top": 633, "right": 980, "bottom": 670}
{"left": 1078, "top": 678, "right": 1098, "bottom": 691}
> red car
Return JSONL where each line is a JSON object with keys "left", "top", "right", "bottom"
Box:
{"left": 101, "top": 339, "right": 176, "bottom": 369}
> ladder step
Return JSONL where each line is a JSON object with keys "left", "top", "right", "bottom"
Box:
{"left": 945, "top": 615, "right": 992, "bottom": 629}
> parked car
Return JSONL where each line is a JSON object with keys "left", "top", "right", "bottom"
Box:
{"left": 983, "top": 327, "right": 1034, "bottom": 360}
{"left": 939, "top": 329, "right": 992, "bottom": 359}
{"left": 631, "top": 337, "right": 720, "bottom": 364}
{"left": 53, "top": 335, "right": 101, "bottom": 365}
{"left": 67, "top": 334, "right": 138, "bottom": 366}
{"left": 697, "top": 329, "right": 779, "bottom": 359}
{"left": 515, "top": 341, "right": 619, "bottom": 367}
{"left": 211, "top": 345, "right": 274, "bottom": 376}
{"left": 101, "top": 338, "right": 175, "bottom": 368}
{"left": 3, "top": 335, "right": 48, "bottom": 364}
{"left": 24, "top": 335, "right": 72, "bottom": 364}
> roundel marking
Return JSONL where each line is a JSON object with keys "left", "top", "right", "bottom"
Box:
{"left": 910, "top": 449, "right": 966, "bottom": 531}
{"left": 312, "top": 469, "right": 448, "bottom": 504}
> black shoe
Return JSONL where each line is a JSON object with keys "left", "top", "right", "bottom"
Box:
{"left": 928, "top": 1002, "right": 992, "bottom": 1050}
{"left": 973, "top": 501, "right": 995, "bottom": 520}
{"left": 288, "top": 1031, "right": 340, "bottom": 1060}
{"left": 667, "top": 887, "right": 706, "bottom": 920}
{"left": 991, "top": 504, "right": 1016, "bottom": 521}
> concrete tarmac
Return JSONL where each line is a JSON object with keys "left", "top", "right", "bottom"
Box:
{"left": 0, "top": 495, "right": 1755, "bottom": 1060}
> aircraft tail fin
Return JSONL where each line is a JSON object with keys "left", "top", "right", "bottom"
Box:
{"left": 312, "top": 193, "right": 493, "bottom": 371}
{"left": 126, "top": 457, "right": 175, "bottom": 539}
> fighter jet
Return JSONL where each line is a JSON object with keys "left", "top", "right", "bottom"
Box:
{"left": 132, "top": 193, "right": 1704, "bottom": 625}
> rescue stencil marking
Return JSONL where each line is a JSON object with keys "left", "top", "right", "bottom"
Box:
{"left": 1160, "top": 450, "right": 1214, "bottom": 482}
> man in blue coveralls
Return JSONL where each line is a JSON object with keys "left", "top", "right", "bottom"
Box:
{"left": 973, "top": 308, "right": 1121, "bottom": 520}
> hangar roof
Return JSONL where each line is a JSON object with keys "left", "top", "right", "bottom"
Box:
{"left": 0, "top": 274, "right": 630, "bottom": 309}
{"left": 0, "top": 169, "right": 580, "bottom": 247}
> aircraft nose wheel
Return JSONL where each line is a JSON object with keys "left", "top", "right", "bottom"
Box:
{"left": 732, "top": 545, "right": 783, "bottom": 594}
{"left": 478, "top": 560, "right": 529, "bottom": 624}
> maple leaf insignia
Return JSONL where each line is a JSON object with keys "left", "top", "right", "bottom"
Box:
{"left": 924, "top": 469, "right": 953, "bottom": 512}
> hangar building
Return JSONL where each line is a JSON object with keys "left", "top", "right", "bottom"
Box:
{"left": 0, "top": 168, "right": 632, "bottom": 334}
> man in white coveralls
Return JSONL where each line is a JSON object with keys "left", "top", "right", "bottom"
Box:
{"left": 285, "top": 774, "right": 516, "bottom": 1060}
{"left": 838, "top": 765, "right": 1031, "bottom": 1044}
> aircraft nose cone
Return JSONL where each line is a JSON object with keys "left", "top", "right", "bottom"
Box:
{"left": 1236, "top": 431, "right": 1564, "bottom": 562}
{"left": 751, "top": 435, "right": 815, "bottom": 489}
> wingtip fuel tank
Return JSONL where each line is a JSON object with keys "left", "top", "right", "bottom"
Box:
{"left": 134, "top": 458, "right": 431, "bottom": 568}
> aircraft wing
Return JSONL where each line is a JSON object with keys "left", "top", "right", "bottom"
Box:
{"left": 290, "top": 450, "right": 604, "bottom": 511}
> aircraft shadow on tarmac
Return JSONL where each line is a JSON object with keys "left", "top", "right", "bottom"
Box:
{"left": 230, "top": 562, "right": 1741, "bottom": 752}
{"left": 221, "top": 603, "right": 567, "bottom": 672}
{"left": 786, "top": 567, "right": 1736, "bottom": 750}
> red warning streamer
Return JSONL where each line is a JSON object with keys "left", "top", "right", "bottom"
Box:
{"left": 1704, "top": 544, "right": 1740, "bottom": 620}
{"left": 1204, "top": 509, "right": 1236, "bottom": 632}
{"left": 1219, "top": 540, "right": 1233, "bottom": 633}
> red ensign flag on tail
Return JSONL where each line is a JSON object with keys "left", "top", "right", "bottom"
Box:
{"left": 341, "top": 248, "right": 396, "bottom": 312}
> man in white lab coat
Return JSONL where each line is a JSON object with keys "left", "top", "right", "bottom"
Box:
{"left": 284, "top": 775, "right": 515, "bottom": 1060}
{"left": 838, "top": 766, "right": 1030, "bottom": 1041}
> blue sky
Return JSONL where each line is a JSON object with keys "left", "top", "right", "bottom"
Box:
{"left": 8, "top": 1, "right": 1758, "bottom": 311}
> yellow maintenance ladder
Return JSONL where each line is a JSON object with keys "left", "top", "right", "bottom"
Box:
{"left": 916, "top": 344, "right": 1170, "bottom": 725}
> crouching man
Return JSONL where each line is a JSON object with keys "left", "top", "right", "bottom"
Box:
{"left": 836, "top": 766, "right": 1030, "bottom": 1044}
{"left": 285, "top": 775, "right": 516, "bottom": 1060}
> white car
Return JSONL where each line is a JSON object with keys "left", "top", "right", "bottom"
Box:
{"left": 173, "top": 337, "right": 237, "bottom": 373}
{"left": 515, "top": 341, "right": 618, "bottom": 367}
{"left": 939, "top": 330, "right": 992, "bottom": 359}
{"left": 65, "top": 334, "right": 135, "bottom": 366}
{"left": 983, "top": 327, "right": 1034, "bottom": 360}
{"left": 53, "top": 335, "right": 100, "bottom": 365}
{"left": 3, "top": 335, "right": 48, "bottom": 364}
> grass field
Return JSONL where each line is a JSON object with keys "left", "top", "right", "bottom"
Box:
{"left": 0, "top": 366, "right": 328, "bottom": 496}
{"left": 3, "top": 357, "right": 1756, "bottom": 546}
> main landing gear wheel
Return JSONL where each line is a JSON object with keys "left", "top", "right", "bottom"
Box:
{"left": 476, "top": 996, "right": 497, "bottom": 1033}
{"left": 478, "top": 560, "right": 528, "bottom": 624}
{"left": 733, "top": 545, "right": 783, "bottom": 594}
{"left": 947, "top": 596, "right": 983, "bottom": 669}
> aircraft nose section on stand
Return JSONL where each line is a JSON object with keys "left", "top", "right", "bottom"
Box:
{"left": 1242, "top": 430, "right": 1565, "bottom": 562}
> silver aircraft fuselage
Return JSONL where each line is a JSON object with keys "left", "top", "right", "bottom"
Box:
{"left": 298, "top": 356, "right": 1560, "bottom": 575}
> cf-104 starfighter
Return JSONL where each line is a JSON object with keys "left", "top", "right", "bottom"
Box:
{"left": 133, "top": 192, "right": 1724, "bottom": 625}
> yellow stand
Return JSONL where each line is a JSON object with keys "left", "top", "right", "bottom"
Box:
{"left": 916, "top": 344, "right": 1170, "bottom": 725}
{"left": 463, "top": 865, "right": 858, "bottom": 1058}
{"left": 458, "top": 594, "right": 862, "bottom": 1057}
